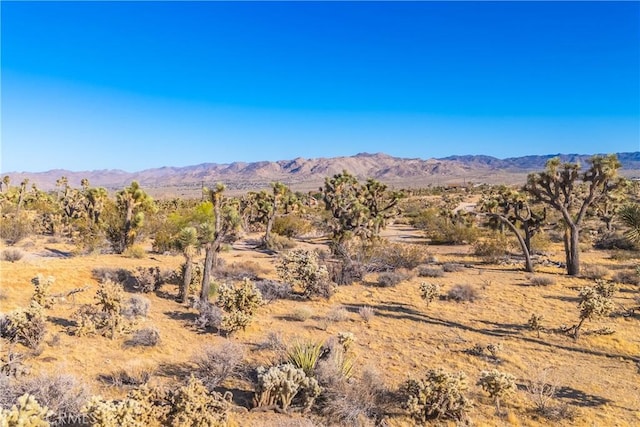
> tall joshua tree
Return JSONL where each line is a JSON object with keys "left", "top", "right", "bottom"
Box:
{"left": 525, "top": 155, "right": 623, "bottom": 275}
{"left": 106, "top": 181, "right": 155, "bottom": 253}
{"left": 479, "top": 187, "right": 545, "bottom": 273}
{"left": 200, "top": 184, "right": 240, "bottom": 302}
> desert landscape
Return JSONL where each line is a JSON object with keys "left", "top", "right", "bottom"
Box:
{"left": 1, "top": 154, "right": 639, "bottom": 426}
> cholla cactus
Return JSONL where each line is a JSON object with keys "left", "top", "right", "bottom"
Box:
{"left": 168, "top": 376, "right": 231, "bottom": 427}
{"left": 0, "top": 393, "right": 53, "bottom": 426}
{"left": 72, "top": 280, "right": 129, "bottom": 339}
{"left": 477, "top": 369, "right": 517, "bottom": 414}
{"left": 573, "top": 285, "right": 616, "bottom": 338}
{"left": 403, "top": 368, "right": 471, "bottom": 422}
{"left": 594, "top": 279, "right": 617, "bottom": 298}
{"left": 419, "top": 282, "right": 440, "bottom": 307}
{"left": 31, "top": 274, "right": 55, "bottom": 308}
{"left": 254, "top": 364, "right": 321, "bottom": 413}
{"left": 276, "top": 249, "right": 332, "bottom": 298}
{"left": 82, "top": 396, "right": 146, "bottom": 427}
{"left": 528, "top": 313, "right": 544, "bottom": 338}
{"left": 4, "top": 302, "right": 46, "bottom": 349}
{"left": 337, "top": 331, "right": 355, "bottom": 351}
{"left": 216, "top": 279, "right": 263, "bottom": 335}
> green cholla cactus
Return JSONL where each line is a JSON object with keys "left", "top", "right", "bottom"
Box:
{"left": 0, "top": 393, "right": 53, "bottom": 426}
{"left": 336, "top": 331, "right": 355, "bottom": 351}
{"left": 594, "top": 279, "right": 617, "bottom": 298}
{"left": 4, "top": 301, "right": 46, "bottom": 349}
{"left": 477, "top": 369, "right": 517, "bottom": 413}
{"left": 276, "top": 249, "right": 332, "bottom": 299}
{"left": 254, "top": 363, "right": 321, "bottom": 413}
{"left": 419, "top": 282, "right": 440, "bottom": 307}
{"left": 528, "top": 313, "right": 544, "bottom": 337}
{"left": 403, "top": 368, "right": 471, "bottom": 422}
{"left": 31, "top": 274, "right": 55, "bottom": 308}
{"left": 216, "top": 279, "right": 263, "bottom": 335}
{"left": 72, "top": 280, "right": 130, "bottom": 339}
{"left": 168, "top": 376, "right": 231, "bottom": 427}
{"left": 573, "top": 285, "right": 616, "bottom": 338}
{"left": 82, "top": 396, "right": 146, "bottom": 427}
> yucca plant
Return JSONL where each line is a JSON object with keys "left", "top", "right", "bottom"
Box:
{"left": 286, "top": 340, "right": 324, "bottom": 377}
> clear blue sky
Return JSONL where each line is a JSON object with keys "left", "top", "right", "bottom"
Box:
{"left": 2, "top": 1, "right": 639, "bottom": 172}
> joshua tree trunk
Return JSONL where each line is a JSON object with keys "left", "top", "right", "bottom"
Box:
{"left": 491, "top": 214, "right": 534, "bottom": 273}
{"left": 564, "top": 224, "right": 580, "bottom": 276}
{"left": 201, "top": 243, "right": 215, "bottom": 302}
{"left": 179, "top": 254, "right": 193, "bottom": 304}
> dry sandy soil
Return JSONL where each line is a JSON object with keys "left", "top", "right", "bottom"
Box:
{"left": 1, "top": 224, "right": 639, "bottom": 426}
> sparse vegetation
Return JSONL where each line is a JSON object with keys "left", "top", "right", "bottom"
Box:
{"left": 446, "top": 284, "right": 479, "bottom": 302}
{"left": 403, "top": 368, "right": 471, "bottom": 422}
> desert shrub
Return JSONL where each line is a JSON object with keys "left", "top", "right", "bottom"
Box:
{"left": 325, "top": 259, "right": 364, "bottom": 286}
{"left": 277, "top": 249, "right": 332, "bottom": 299}
{"left": 446, "top": 284, "right": 479, "bottom": 302}
{"left": 11, "top": 373, "right": 89, "bottom": 417}
{"left": 402, "top": 368, "right": 471, "bottom": 422}
{"left": 442, "top": 263, "right": 464, "bottom": 273}
{"left": 216, "top": 279, "right": 263, "bottom": 335}
{"left": 376, "top": 270, "right": 411, "bottom": 287}
{"left": 367, "top": 242, "right": 426, "bottom": 271}
{"left": 420, "top": 282, "right": 441, "bottom": 307}
{"left": 0, "top": 214, "right": 33, "bottom": 245}
{"left": 358, "top": 306, "right": 375, "bottom": 323}
{"left": 290, "top": 306, "right": 313, "bottom": 322}
{"left": 326, "top": 305, "right": 349, "bottom": 323}
{"left": 258, "top": 331, "right": 286, "bottom": 353}
{"left": 595, "top": 232, "right": 636, "bottom": 250}
{"left": 320, "top": 366, "right": 387, "bottom": 426}
{"left": 524, "top": 366, "right": 575, "bottom": 421}
{"left": 255, "top": 279, "right": 292, "bottom": 303}
{"left": 417, "top": 265, "right": 444, "bottom": 278}
{"left": 267, "top": 234, "right": 297, "bottom": 251}
{"left": 31, "top": 274, "right": 55, "bottom": 308}
{"left": 193, "top": 341, "right": 245, "bottom": 391}
{"left": 429, "top": 222, "right": 478, "bottom": 245}
{"left": 273, "top": 215, "right": 313, "bottom": 238}
{"left": 254, "top": 363, "right": 321, "bottom": 413}
{"left": 215, "top": 260, "right": 267, "bottom": 281}
{"left": 530, "top": 232, "right": 553, "bottom": 253}
{"left": 126, "top": 327, "right": 161, "bottom": 347}
{"left": 102, "top": 362, "right": 154, "bottom": 388}
{"left": 1, "top": 249, "right": 24, "bottom": 262}
{"left": 193, "top": 301, "right": 223, "bottom": 332}
{"left": 0, "top": 393, "right": 52, "bottom": 426}
{"left": 529, "top": 276, "right": 556, "bottom": 286}
{"left": 477, "top": 369, "right": 517, "bottom": 413}
{"left": 121, "top": 295, "right": 151, "bottom": 320}
{"left": 613, "top": 270, "right": 640, "bottom": 285}
{"left": 581, "top": 264, "right": 609, "bottom": 280}
{"left": 3, "top": 302, "right": 46, "bottom": 349}
{"left": 128, "top": 266, "right": 161, "bottom": 293}
{"left": 287, "top": 340, "right": 324, "bottom": 377}
{"left": 123, "top": 244, "right": 146, "bottom": 259}
{"left": 91, "top": 267, "right": 128, "bottom": 283}
{"left": 473, "top": 235, "right": 510, "bottom": 262}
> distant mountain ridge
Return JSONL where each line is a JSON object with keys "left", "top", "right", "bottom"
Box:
{"left": 5, "top": 152, "right": 640, "bottom": 195}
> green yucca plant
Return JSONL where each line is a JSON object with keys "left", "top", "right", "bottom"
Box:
{"left": 286, "top": 340, "right": 324, "bottom": 377}
{"left": 620, "top": 203, "right": 640, "bottom": 245}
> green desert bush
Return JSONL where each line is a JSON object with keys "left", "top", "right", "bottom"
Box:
{"left": 123, "top": 244, "right": 146, "bottom": 259}
{"left": 290, "top": 306, "right": 313, "bottom": 322}
{"left": 273, "top": 215, "right": 313, "bottom": 238}
{"left": 287, "top": 340, "right": 324, "bottom": 377}
{"left": 367, "top": 242, "right": 426, "bottom": 271}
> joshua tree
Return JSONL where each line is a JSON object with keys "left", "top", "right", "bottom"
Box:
{"left": 175, "top": 226, "right": 199, "bottom": 304}
{"left": 1, "top": 176, "right": 9, "bottom": 193}
{"left": 525, "top": 155, "right": 623, "bottom": 275}
{"left": 200, "top": 184, "right": 240, "bottom": 302}
{"left": 479, "top": 187, "right": 545, "bottom": 272}
{"left": 322, "top": 170, "right": 402, "bottom": 253}
{"left": 106, "top": 181, "right": 155, "bottom": 253}
{"left": 247, "top": 182, "right": 294, "bottom": 249}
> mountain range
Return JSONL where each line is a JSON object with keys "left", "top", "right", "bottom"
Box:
{"left": 5, "top": 152, "right": 640, "bottom": 196}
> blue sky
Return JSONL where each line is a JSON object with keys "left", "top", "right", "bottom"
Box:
{"left": 1, "top": 1, "right": 639, "bottom": 173}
